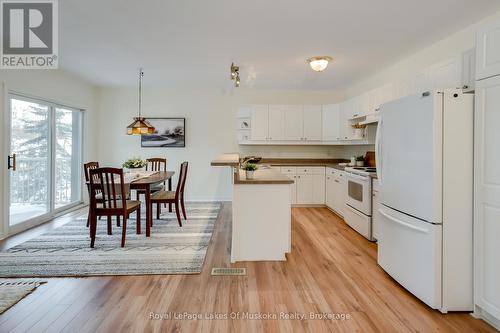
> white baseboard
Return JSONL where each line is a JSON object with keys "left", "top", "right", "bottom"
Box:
{"left": 473, "top": 305, "right": 500, "bottom": 331}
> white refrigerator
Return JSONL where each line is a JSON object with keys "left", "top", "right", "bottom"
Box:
{"left": 376, "top": 89, "right": 473, "bottom": 313}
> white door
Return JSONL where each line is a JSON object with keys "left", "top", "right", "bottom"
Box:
{"left": 474, "top": 75, "right": 500, "bottom": 320}
{"left": 325, "top": 172, "right": 335, "bottom": 209}
{"left": 250, "top": 105, "right": 269, "bottom": 140}
{"left": 283, "top": 105, "right": 303, "bottom": 141}
{"left": 312, "top": 174, "right": 325, "bottom": 204}
{"left": 378, "top": 205, "right": 442, "bottom": 310}
{"left": 461, "top": 48, "right": 476, "bottom": 91}
{"left": 377, "top": 93, "right": 441, "bottom": 223}
{"left": 332, "top": 174, "right": 344, "bottom": 216}
{"left": 296, "top": 174, "right": 313, "bottom": 204}
{"left": 268, "top": 105, "right": 285, "bottom": 141}
{"left": 476, "top": 22, "right": 500, "bottom": 80}
{"left": 322, "top": 104, "right": 340, "bottom": 141}
{"left": 303, "top": 105, "right": 322, "bottom": 141}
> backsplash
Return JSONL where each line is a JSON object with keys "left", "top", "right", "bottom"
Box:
{"left": 239, "top": 145, "right": 375, "bottom": 159}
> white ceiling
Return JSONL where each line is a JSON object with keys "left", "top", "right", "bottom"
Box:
{"left": 60, "top": 0, "right": 500, "bottom": 90}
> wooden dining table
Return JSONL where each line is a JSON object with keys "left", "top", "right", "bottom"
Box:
{"left": 130, "top": 171, "right": 175, "bottom": 237}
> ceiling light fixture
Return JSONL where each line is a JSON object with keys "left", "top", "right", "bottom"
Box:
{"left": 126, "top": 68, "right": 155, "bottom": 135}
{"left": 230, "top": 62, "right": 240, "bottom": 87}
{"left": 307, "top": 56, "right": 332, "bottom": 72}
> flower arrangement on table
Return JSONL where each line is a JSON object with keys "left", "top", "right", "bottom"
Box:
{"left": 123, "top": 157, "right": 147, "bottom": 169}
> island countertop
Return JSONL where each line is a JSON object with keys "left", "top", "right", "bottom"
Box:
{"left": 210, "top": 153, "right": 240, "bottom": 167}
{"left": 234, "top": 168, "right": 294, "bottom": 185}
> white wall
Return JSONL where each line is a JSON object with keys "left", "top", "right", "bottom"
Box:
{"left": 97, "top": 87, "right": 356, "bottom": 201}
{"left": 345, "top": 10, "right": 500, "bottom": 97}
{"left": 0, "top": 69, "right": 99, "bottom": 237}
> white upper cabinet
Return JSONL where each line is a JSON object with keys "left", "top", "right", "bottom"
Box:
{"left": 476, "top": 21, "right": 500, "bottom": 81}
{"left": 268, "top": 105, "right": 285, "bottom": 141}
{"left": 322, "top": 104, "right": 340, "bottom": 141}
{"left": 339, "top": 101, "right": 352, "bottom": 140}
{"left": 250, "top": 105, "right": 269, "bottom": 141}
{"left": 303, "top": 105, "right": 322, "bottom": 141}
{"left": 461, "top": 48, "right": 476, "bottom": 92}
{"left": 283, "top": 105, "right": 303, "bottom": 140}
{"left": 429, "top": 56, "right": 462, "bottom": 90}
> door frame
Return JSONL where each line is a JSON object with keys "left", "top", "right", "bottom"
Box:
{"left": 2, "top": 88, "right": 86, "bottom": 238}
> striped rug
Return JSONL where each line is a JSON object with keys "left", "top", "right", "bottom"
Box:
{"left": 0, "top": 203, "right": 220, "bottom": 277}
{"left": 0, "top": 280, "right": 46, "bottom": 314}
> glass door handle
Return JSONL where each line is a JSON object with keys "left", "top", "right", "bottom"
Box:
{"left": 7, "top": 153, "right": 16, "bottom": 171}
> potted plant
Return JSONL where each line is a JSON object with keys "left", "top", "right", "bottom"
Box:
{"left": 355, "top": 155, "right": 365, "bottom": 167}
{"left": 242, "top": 162, "right": 258, "bottom": 179}
{"left": 123, "top": 157, "right": 147, "bottom": 172}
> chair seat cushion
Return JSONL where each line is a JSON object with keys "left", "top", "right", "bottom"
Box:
{"left": 151, "top": 191, "right": 176, "bottom": 201}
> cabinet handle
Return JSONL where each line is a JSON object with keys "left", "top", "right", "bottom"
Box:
{"left": 334, "top": 180, "right": 340, "bottom": 183}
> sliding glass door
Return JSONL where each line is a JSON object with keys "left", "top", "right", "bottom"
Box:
{"left": 7, "top": 94, "right": 83, "bottom": 232}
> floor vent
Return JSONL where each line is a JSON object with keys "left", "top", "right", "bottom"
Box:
{"left": 211, "top": 267, "right": 246, "bottom": 276}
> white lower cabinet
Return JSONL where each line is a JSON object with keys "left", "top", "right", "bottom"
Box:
{"left": 282, "top": 166, "right": 325, "bottom": 205}
{"left": 325, "top": 167, "right": 346, "bottom": 216}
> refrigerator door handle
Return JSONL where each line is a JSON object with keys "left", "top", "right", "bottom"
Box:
{"left": 379, "top": 209, "right": 429, "bottom": 234}
{"left": 375, "top": 118, "right": 382, "bottom": 183}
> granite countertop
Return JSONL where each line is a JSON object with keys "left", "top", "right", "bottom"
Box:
{"left": 234, "top": 168, "right": 294, "bottom": 185}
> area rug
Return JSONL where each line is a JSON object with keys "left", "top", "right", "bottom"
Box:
{"left": 0, "top": 203, "right": 220, "bottom": 277}
{"left": 0, "top": 279, "right": 47, "bottom": 314}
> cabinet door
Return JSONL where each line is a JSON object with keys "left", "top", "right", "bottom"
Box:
{"left": 303, "top": 105, "right": 322, "bottom": 141}
{"left": 284, "top": 105, "right": 303, "bottom": 141}
{"left": 268, "top": 105, "right": 285, "bottom": 141}
{"left": 474, "top": 75, "right": 500, "bottom": 319}
{"left": 296, "top": 174, "right": 313, "bottom": 204}
{"left": 462, "top": 48, "right": 476, "bottom": 92}
{"left": 429, "top": 57, "right": 462, "bottom": 90}
{"left": 339, "top": 102, "right": 353, "bottom": 140}
{"left": 476, "top": 22, "right": 500, "bottom": 80}
{"left": 325, "top": 174, "right": 335, "bottom": 209}
{"left": 322, "top": 104, "right": 340, "bottom": 141}
{"left": 250, "top": 105, "right": 269, "bottom": 140}
{"left": 312, "top": 174, "right": 325, "bottom": 204}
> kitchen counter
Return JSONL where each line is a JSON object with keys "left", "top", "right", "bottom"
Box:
{"left": 210, "top": 153, "right": 240, "bottom": 167}
{"left": 261, "top": 158, "right": 348, "bottom": 167}
{"left": 234, "top": 168, "right": 294, "bottom": 185}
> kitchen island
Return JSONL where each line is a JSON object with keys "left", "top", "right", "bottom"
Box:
{"left": 211, "top": 154, "right": 294, "bottom": 262}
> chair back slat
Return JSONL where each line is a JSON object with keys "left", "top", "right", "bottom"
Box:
{"left": 146, "top": 158, "right": 167, "bottom": 172}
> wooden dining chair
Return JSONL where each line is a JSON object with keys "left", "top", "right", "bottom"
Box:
{"left": 151, "top": 162, "right": 188, "bottom": 227}
{"left": 84, "top": 162, "right": 103, "bottom": 227}
{"left": 88, "top": 168, "right": 142, "bottom": 248}
{"left": 136, "top": 157, "right": 167, "bottom": 200}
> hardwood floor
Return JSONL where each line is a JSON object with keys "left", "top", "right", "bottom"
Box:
{"left": 0, "top": 204, "right": 495, "bottom": 333}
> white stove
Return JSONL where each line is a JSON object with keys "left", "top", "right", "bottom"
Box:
{"left": 344, "top": 166, "right": 377, "bottom": 177}
{"left": 343, "top": 166, "right": 377, "bottom": 241}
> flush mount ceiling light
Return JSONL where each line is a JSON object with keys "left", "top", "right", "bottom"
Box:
{"left": 230, "top": 62, "right": 240, "bottom": 87}
{"left": 307, "top": 56, "right": 333, "bottom": 72}
{"left": 126, "top": 68, "right": 156, "bottom": 135}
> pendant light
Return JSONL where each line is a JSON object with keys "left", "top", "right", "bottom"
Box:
{"left": 126, "top": 68, "right": 155, "bottom": 135}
